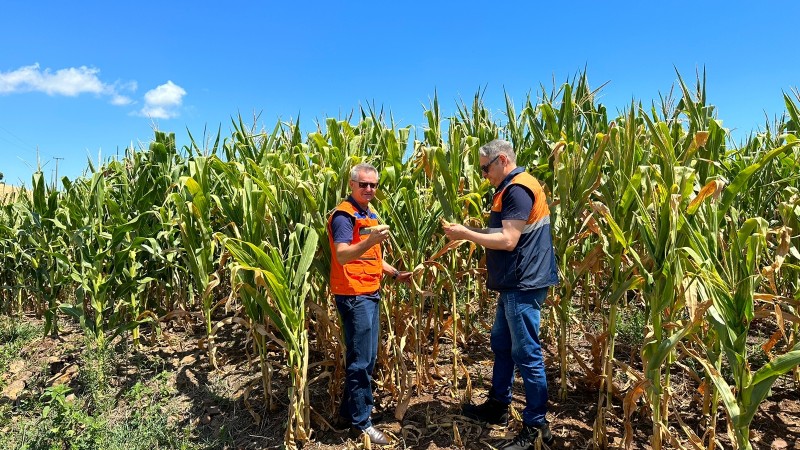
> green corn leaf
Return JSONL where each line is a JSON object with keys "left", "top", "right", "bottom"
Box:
{"left": 692, "top": 351, "right": 742, "bottom": 425}
{"left": 741, "top": 345, "right": 800, "bottom": 424}
{"left": 718, "top": 141, "right": 800, "bottom": 223}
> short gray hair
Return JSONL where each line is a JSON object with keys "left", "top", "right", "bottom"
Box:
{"left": 479, "top": 139, "right": 516, "bottom": 164}
{"left": 350, "top": 163, "right": 379, "bottom": 181}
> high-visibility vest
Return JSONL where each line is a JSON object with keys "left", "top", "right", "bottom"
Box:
{"left": 486, "top": 168, "right": 559, "bottom": 291}
{"left": 327, "top": 200, "right": 383, "bottom": 295}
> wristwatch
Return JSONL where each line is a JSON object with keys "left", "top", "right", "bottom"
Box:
{"left": 391, "top": 269, "right": 400, "bottom": 279}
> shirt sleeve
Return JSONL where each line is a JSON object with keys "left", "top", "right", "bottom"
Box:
{"left": 500, "top": 185, "right": 534, "bottom": 221}
{"left": 331, "top": 212, "right": 355, "bottom": 243}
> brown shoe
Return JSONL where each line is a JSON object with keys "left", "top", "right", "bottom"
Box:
{"left": 350, "top": 426, "right": 391, "bottom": 445}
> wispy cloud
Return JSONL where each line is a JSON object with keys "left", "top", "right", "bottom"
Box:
{"left": 138, "top": 81, "right": 186, "bottom": 119}
{"left": 0, "top": 63, "right": 135, "bottom": 105}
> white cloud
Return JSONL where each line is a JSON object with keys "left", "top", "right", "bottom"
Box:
{"left": 138, "top": 81, "right": 186, "bottom": 119}
{"left": 110, "top": 94, "right": 133, "bottom": 106}
{"left": 0, "top": 63, "right": 134, "bottom": 104}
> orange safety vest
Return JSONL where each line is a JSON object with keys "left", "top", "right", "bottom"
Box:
{"left": 490, "top": 171, "right": 550, "bottom": 224}
{"left": 327, "top": 200, "right": 383, "bottom": 295}
{"left": 486, "top": 169, "right": 559, "bottom": 291}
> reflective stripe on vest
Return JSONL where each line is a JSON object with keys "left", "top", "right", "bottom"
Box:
{"left": 327, "top": 200, "right": 383, "bottom": 295}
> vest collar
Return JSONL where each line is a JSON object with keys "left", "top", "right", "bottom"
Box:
{"left": 495, "top": 166, "right": 526, "bottom": 193}
{"left": 346, "top": 195, "right": 372, "bottom": 217}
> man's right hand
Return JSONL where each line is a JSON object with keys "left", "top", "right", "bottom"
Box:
{"left": 365, "top": 228, "right": 390, "bottom": 246}
{"left": 443, "top": 223, "right": 469, "bottom": 241}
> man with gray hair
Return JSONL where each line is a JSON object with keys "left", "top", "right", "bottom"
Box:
{"left": 444, "top": 139, "right": 559, "bottom": 449}
{"left": 327, "top": 162, "right": 411, "bottom": 445}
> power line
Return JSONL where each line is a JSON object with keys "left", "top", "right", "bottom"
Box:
{"left": 0, "top": 124, "right": 36, "bottom": 151}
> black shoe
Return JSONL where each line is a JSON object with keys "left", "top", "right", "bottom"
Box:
{"left": 502, "top": 422, "right": 554, "bottom": 449}
{"left": 331, "top": 415, "right": 350, "bottom": 431}
{"left": 335, "top": 412, "right": 382, "bottom": 429}
{"left": 350, "top": 426, "right": 391, "bottom": 446}
{"left": 461, "top": 396, "right": 509, "bottom": 425}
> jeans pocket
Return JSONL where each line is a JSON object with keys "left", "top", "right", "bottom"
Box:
{"left": 516, "top": 288, "right": 547, "bottom": 308}
{"left": 336, "top": 295, "right": 355, "bottom": 315}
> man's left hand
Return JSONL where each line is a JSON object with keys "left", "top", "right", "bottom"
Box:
{"left": 395, "top": 271, "right": 413, "bottom": 284}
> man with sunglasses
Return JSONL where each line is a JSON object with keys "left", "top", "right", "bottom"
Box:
{"left": 444, "top": 140, "right": 559, "bottom": 449}
{"left": 327, "top": 162, "right": 411, "bottom": 445}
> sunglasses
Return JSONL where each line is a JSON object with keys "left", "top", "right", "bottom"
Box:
{"left": 480, "top": 154, "right": 501, "bottom": 173}
{"left": 357, "top": 181, "right": 379, "bottom": 189}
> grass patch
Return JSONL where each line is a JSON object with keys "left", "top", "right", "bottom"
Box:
{"left": 1, "top": 382, "right": 199, "bottom": 450}
{"left": 616, "top": 305, "right": 646, "bottom": 348}
{"left": 0, "top": 326, "right": 208, "bottom": 450}
{"left": 77, "top": 339, "right": 116, "bottom": 412}
{"left": 0, "top": 315, "right": 40, "bottom": 387}
{"left": 0, "top": 367, "right": 202, "bottom": 450}
{"left": 103, "top": 370, "right": 198, "bottom": 450}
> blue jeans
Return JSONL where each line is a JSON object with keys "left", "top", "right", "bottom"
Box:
{"left": 335, "top": 292, "right": 381, "bottom": 430}
{"left": 490, "top": 287, "right": 549, "bottom": 426}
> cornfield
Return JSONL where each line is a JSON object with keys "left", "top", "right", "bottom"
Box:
{"left": 2, "top": 71, "right": 800, "bottom": 450}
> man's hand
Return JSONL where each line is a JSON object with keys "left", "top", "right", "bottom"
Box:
{"left": 443, "top": 222, "right": 469, "bottom": 241}
{"left": 394, "top": 271, "right": 413, "bottom": 284}
{"left": 364, "top": 227, "right": 391, "bottom": 246}
{"left": 334, "top": 227, "right": 390, "bottom": 265}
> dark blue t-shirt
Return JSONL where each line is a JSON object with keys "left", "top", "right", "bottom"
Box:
{"left": 331, "top": 212, "right": 355, "bottom": 243}
{"left": 500, "top": 184, "right": 534, "bottom": 221}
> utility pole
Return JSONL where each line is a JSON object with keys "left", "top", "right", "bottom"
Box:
{"left": 53, "top": 156, "right": 63, "bottom": 190}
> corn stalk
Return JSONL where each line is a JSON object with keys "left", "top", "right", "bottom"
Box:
{"left": 224, "top": 225, "right": 318, "bottom": 448}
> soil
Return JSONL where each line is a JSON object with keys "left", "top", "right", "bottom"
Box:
{"left": 2, "top": 312, "right": 799, "bottom": 450}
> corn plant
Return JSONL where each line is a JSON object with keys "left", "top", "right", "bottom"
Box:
{"left": 530, "top": 77, "right": 606, "bottom": 400}
{"left": 126, "top": 133, "right": 187, "bottom": 344}
{"left": 378, "top": 181, "right": 446, "bottom": 409}
{"left": 681, "top": 135, "right": 800, "bottom": 450}
{"left": 775, "top": 187, "right": 800, "bottom": 384}
{"left": 58, "top": 170, "right": 141, "bottom": 344}
{"left": 224, "top": 225, "right": 318, "bottom": 448}
{"left": 169, "top": 155, "right": 222, "bottom": 364}
{"left": 632, "top": 109, "right": 701, "bottom": 450}
{"left": 16, "top": 172, "right": 70, "bottom": 336}
{"left": 0, "top": 205, "right": 23, "bottom": 314}
{"left": 586, "top": 106, "right": 649, "bottom": 447}
{"left": 685, "top": 211, "right": 800, "bottom": 450}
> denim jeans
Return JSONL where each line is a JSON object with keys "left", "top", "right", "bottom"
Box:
{"left": 490, "top": 287, "right": 549, "bottom": 426}
{"left": 335, "top": 292, "right": 381, "bottom": 430}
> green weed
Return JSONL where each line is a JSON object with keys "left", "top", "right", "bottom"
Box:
{"left": 0, "top": 315, "right": 40, "bottom": 389}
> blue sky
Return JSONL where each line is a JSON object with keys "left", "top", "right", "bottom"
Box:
{"left": 1, "top": 1, "right": 798, "bottom": 186}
